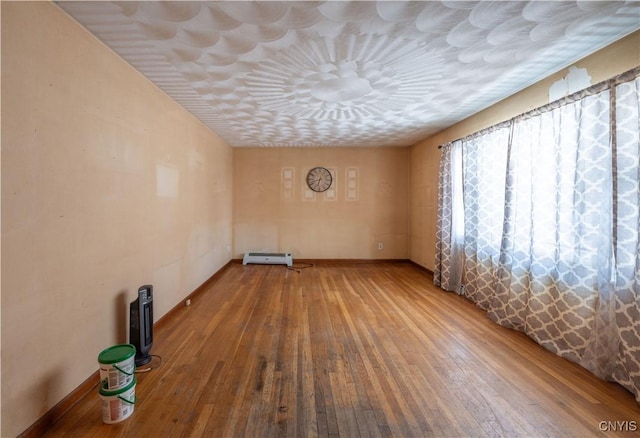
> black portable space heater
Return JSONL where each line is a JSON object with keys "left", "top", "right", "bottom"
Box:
{"left": 129, "top": 284, "right": 153, "bottom": 366}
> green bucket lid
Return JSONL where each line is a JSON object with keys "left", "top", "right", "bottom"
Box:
{"left": 98, "top": 344, "right": 136, "bottom": 364}
{"left": 99, "top": 376, "right": 137, "bottom": 396}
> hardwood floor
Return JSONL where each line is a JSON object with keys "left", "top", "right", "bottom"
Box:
{"left": 42, "top": 262, "right": 639, "bottom": 437}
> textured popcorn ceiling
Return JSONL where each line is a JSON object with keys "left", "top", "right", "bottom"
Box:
{"left": 58, "top": 1, "right": 640, "bottom": 147}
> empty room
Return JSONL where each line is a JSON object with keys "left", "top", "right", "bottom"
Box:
{"left": 2, "top": 1, "right": 640, "bottom": 437}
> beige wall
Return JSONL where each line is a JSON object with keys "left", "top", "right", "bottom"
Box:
{"left": 233, "top": 147, "right": 408, "bottom": 259}
{"left": 409, "top": 30, "right": 640, "bottom": 271}
{"left": 1, "top": 3, "right": 233, "bottom": 436}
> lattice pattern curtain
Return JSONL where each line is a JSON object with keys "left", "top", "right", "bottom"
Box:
{"left": 434, "top": 68, "right": 640, "bottom": 402}
{"left": 611, "top": 77, "right": 640, "bottom": 400}
{"left": 434, "top": 140, "right": 464, "bottom": 293}
{"left": 462, "top": 127, "right": 509, "bottom": 308}
{"left": 489, "top": 90, "right": 614, "bottom": 365}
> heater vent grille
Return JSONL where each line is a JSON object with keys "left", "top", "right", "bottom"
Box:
{"left": 243, "top": 252, "right": 293, "bottom": 267}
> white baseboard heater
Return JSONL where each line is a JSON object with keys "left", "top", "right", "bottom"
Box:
{"left": 243, "top": 252, "right": 293, "bottom": 267}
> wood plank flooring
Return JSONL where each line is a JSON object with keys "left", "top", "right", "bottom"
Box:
{"left": 42, "top": 262, "right": 639, "bottom": 437}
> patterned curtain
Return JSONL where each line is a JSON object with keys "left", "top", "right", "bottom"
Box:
{"left": 488, "top": 91, "right": 614, "bottom": 367}
{"left": 434, "top": 141, "right": 464, "bottom": 293}
{"left": 435, "top": 68, "right": 640, "bottom": 402}
{"left": 461, "top": 127, "right": 509, "bottom": 308}
{"left": 610, "top": 77, "right": 640, "bottom": 401}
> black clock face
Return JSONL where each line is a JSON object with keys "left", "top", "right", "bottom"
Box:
{"left": 306, "top": 167, "right": 332, "bottom": 192}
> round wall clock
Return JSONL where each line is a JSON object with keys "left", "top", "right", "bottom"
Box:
{"left": 306, "top": 167, "right": 333, "bottom": 192}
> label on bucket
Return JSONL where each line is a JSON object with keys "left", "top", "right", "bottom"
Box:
{"left": 100, "top": 364, "right": 134, "bottom": 389}
{"left": 102, "top": 394, "right": 135, "bottom": 424}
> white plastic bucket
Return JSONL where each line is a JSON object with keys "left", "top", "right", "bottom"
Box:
{"left": 98, "top": 344, "right": 136, "bottom": 390}
{"left": 99, "top": 377, "right": 136, "bottom": 424}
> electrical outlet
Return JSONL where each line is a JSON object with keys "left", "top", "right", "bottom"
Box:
{"left": 377, "top": 242, "right": 384, "bottom": 250}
